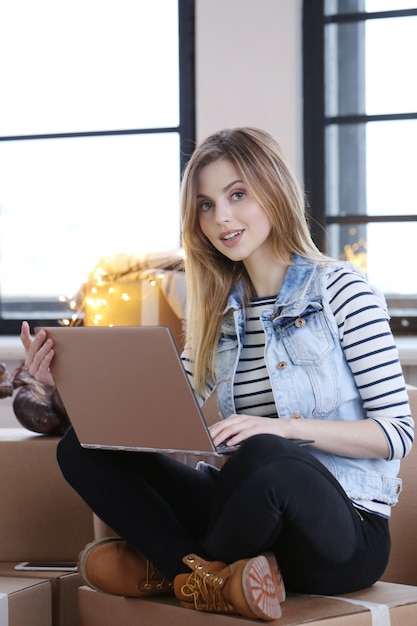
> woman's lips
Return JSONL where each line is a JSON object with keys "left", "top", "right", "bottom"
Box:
{"left": 220, "top": 229, "right": 244, "bottom": 247}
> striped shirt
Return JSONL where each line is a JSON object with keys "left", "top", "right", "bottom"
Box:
{"left": 234, "top": 296, "right": 277, "bottom": 417}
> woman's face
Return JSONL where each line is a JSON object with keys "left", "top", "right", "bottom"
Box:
{"left": 197, "top": 159, "right": 273, "bottom": 268}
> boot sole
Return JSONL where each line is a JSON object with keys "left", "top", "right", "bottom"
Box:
{"left": 241, "top": 553, "right": 285, "bottom": 621}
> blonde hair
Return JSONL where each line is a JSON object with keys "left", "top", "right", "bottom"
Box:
{"left": 181, "top": 127, "right": 325, "bottom": 393}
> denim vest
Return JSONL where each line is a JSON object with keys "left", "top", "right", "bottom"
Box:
{"left": 214, "top": 255, "right": 401, "bottom": 505}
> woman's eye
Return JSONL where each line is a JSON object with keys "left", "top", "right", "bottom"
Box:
{"left": 199, "top": 201, "right": 212, "bottom": 211}
{"left": 231, "top": 191, "right": 244, "bottom": 201}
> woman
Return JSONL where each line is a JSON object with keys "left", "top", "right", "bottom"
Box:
{"left": 21, "top": 128, "right": 413, "bottom": 622}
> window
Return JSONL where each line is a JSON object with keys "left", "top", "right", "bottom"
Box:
{"left": 0, "top": 0, "right": 195, "bottom": 334}
{"left": 303, "top": 0, "right": 417, "bottom": 334}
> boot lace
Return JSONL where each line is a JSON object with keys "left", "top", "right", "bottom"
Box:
{"left": 180, "top": 563, "right": 233, "bottom": 613}
{"left": 142, "top": 560, "right": 172, "bottom": 591}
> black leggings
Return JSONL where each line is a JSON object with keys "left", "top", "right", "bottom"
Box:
{"left": 57, "top": 428, "right": 390, "bottom": 595}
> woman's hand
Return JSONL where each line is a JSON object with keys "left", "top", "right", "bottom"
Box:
{"left": 20, "top": 321, "right": 56, "bottom": 387}
{"left": 209, "top": 413, "right": 289, "bottom": 449}
{"left": 209, "top": 411, "right": 390, "bottom": 459}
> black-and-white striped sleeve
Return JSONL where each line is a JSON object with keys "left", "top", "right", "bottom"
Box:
{"left": 327, "top": 268, "right": 414, "bottom": 460}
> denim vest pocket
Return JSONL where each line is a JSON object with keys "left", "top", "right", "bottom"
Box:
{"left": 278, "top": 307, "right": 338, "bottom": 415}
{"left": 279, "top": 307, "right": 333, "bottom": 366}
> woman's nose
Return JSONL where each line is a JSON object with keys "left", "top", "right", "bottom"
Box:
{"left": 214, "top": 201, "right": 232, "bottom": 224}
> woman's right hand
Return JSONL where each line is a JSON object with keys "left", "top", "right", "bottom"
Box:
{"left": 20, "top": 321, "right": 56, "bottom": 387}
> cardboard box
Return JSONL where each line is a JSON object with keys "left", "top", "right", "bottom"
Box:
{"left": 0, "top": 576, "right": 51, "bottom": 626}
{"left": 381, "top": 386, "right": 417, "bottom": 586}
{"left": 0, "top": 429, "right": 94, "bottom": 562}
{"left": 0, "top": 564, "right": 82, "bottom": 626}
{"left": 78, "top": 581, "right": 417, "bottom": 626}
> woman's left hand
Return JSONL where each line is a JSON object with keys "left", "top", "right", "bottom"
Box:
{"left": 20, "top": 321, "right": 56, "bottom": 386}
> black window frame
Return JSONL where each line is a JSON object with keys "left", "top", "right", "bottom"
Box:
{"left": 0, "top": 0, "right": 195, "bottom": 336}
{"left": 303, "top": 0, "right": 417, "bottom": 335}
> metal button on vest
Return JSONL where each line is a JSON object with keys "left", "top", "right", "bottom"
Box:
{"left": 291, "top": 413, "right": 302, "bottom": 419}
{"left": 277, "top": 361, "right": 287, "bottom": 370}
{"left": 295, "top": 317, "right": 306, "bottom": 328}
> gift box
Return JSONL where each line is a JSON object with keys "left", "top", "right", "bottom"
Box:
{"left": 0, "top": 429, "right": 94, "bottom": 562}
{"left": 0, "top": 576, "right": 51, "bottom": 626}
{"left": 78, "top": 581, "right": 417, "bottom": 626}
{"left": 81, "top": 253, "right": 186, "bottom": 352}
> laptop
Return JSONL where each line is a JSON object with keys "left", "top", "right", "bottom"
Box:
{"left": 36, "top": 326, "right": 313, "bottom": 456}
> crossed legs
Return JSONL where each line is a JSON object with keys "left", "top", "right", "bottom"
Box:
{"left": 57, "top": 428, "right": 389, "bottom": 593}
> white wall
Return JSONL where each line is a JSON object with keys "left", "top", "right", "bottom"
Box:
{"left": 195, "top": 0, "right": 303, "bottom": 178}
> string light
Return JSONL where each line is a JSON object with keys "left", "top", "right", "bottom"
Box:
{"left": 58, "top": 250, "right": 184, "bottom": 327}
{"left": 342, "top": 238, "right": 368, "bottom": 273}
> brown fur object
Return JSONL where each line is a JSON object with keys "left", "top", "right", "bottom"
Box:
{"left": 0, "top": 363, "right": 14, "bottom": 398}
{"left": 8, "top": 364, "right": 71, "bottom": 436}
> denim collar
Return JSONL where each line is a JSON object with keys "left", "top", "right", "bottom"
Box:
{"left": 224, "top": 254, "right": 319, "bottom": 315}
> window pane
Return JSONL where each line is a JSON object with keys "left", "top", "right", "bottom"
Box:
{"left": 325, "top": 17, "right": 417, "bottom": 116}
{"left": 0, "top": 0, "right": 179, "bottom": 135}
{"left": 327, "top": 222, "right": 417, "bottom": 295}
{"left": 325, "top": 123, "right": 367, "bottom": 216}
{"left": 365, "top": 17, "right": 417, "bottom": 114}
{"left": 326, "top": 119, "right": 417, "bottom": 216}
{"left": 325, "top": 22, "right": 366, "bottom": 117}
{"left": 325, "top": 0, "right": 417, "bottom": 14}
{"left": 0, "top": 133, "right": 180, "bottom": 303}
{"left": 367, "top": 120, "right": 417, "bottom": 215}
{"left": 366, "top": 1, "right": 417, "bottom": 11}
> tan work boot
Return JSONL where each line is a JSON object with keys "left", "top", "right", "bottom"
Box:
{"left": 174, "top": 552, "right": 285, "bottom": 621}
{"left": 78, "top": 537, "right": 173, "bottom": 597}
